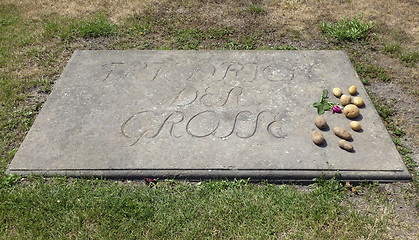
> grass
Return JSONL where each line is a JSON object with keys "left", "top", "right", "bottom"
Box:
{"left": 321, "top": 14, "right": 375, "bottom": 42}
{"left": 368, "top": 92, "right": 396, "bottom": 125}
{"left": 248, "top": 4, "right": 266, "bottom": 14}
{"left": 368, "top": 91, "right": 418, "bottom": 188}
{"left": 399, "top": 50, "right": 418, "bottom": 67}
{"left": 383, "top": 42, "right": 402, "bottom": 55}
{"left": 43, "top": 14, "right": 117, "bottom": 42}
{"left": 224, "top": 36, "right": 257, "bottom": 50}
{"left": 383, "top": 42, "right": 418, "bottom": 67}
{"left": 353, "top": 61, "right": 392, "bottom": 84}
{"left": 0, "top": 177, "right": 390, "bottom": 239}
{"left": 78, "top": 14, "right": 117, "bottom": 38}
{"left": 175, "top": 28, "right": 205, "bottom": 50}
{"left": 0, "top": 1, "right": 418, "bottom": 238}
{"left": 261, "top": 45, "right": 298, "bottom": 50}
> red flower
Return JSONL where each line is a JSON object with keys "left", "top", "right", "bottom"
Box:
{"left": 332, "top": 105, "right": 342, "bottom": 114}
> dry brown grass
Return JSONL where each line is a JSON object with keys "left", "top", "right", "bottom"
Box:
{"left": 6, "top": 0, "right": 418, "bottom": 45}
{"left": 267, "top": 0, "right": 418, "bottom": 44}
{"left": 5, "top": 0, "right": 151, "bottom": 22}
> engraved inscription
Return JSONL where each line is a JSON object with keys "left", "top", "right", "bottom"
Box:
{"left": 186, "top": 110, "right": 220, "bottom": 138}
{"left": 170, "top": 86, "right": 198, "bottom": 107}
{"left": 113, "top": 59, "right": 313, "bottom": 145}
{"left": 120, "top": 86, "right": 291, "bottom": 145}
{"left": 121, "top": 111, "right": 185, "bottom": 146}
{"left": 263, "top": 63, "right": 295, "bottom": 82}
{"left": 165, "top": 62, "right": 216, "bottom": 82}
{"left": 98, "top": 60, "right": 314, "bottom": 83}
{"left": 101, "top": 62, "right": 147, "bottom": 81}
{"left": 121, "top": 109, "right": 287, "bottom": 145}
{"left": 222, "top": 62, "right": 243, "bottom": 80}
{"left": 200, "top": 87, "right": 243, "bottom": 107}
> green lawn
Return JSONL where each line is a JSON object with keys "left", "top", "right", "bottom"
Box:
{"left": 1, "top": 177, "right": 391, "bottom": 239}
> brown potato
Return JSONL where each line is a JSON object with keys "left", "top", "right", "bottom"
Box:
{"left": 333, "top": 127, "right": 352, "bottom": 140}
{"left": 348, "top": 85, "right": 357, "bottom": 95}
{"left": 312, "top": 130, "right": 325, "bottom": 145}
{"left": 343, "top": 104, "right": 360, "bottom": 118}
{"left": 350, "top": 121, "right": 362, "bottom": 131}
{"left": 315, "top": 115, "right": 327, "bottom": 129}
{"left": 338, "top": 140, "right": 354, "bottom": 151}
{"left": 332, "top": 88, "right": 342, "bottom": 98}
{"left": 353, "top": 97, "right": 364, "bottom": 107}
{"left": 340, "top": 94, "right": 352, "bottom": 106}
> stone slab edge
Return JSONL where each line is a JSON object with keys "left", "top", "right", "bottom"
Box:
{"left": 7, "top": 169, "right": 411, "bottom": 182}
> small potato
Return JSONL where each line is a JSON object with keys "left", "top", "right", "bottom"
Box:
{"left": 353, "top": 97, "right": 364, "bottom": 107}
{"left": 333, "top": 127, "right": 352, "bottom": 140}
{"left": 350, "top": 121, "right": 362, "bottom": 131}
{"left": 340, "top": 94, "right": 352, "bottom": 106}
{"left": 343, "top": 104, "right": 360, "bottom": 119}
{"left": 338, "top": 140, "right": 354, "bottom": 152}
{"left": 348, "top": 85, "right": 357, "bottom": 95}
{"left": 312, "top": 130, "right": 325, "bottom": 145}
{"left": 332, "top": 88, "right": 342, "bottom": 98}
{"left": 315, "top": 115, "right": 327, "bottom": 129}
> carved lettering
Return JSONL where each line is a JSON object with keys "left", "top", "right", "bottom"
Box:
{"left": 101, "top": 62, "right": 147, "bottom": 81}
{"left": 171, "top": 86, "right": 198, "bottom": 107}
{"left": 263, "top": 64, "right": 295, "bottom": 82}
{"left": 99, "top": 61, "right": 314, "bottom": 83}
{"left": 101, "top": 62, "right": 124, "bottom": 81}
{"left": 115, "top": 59, "right": 315, "bottom": 145}
{"left": 186, "top": 110, "right": 220, "bottom": 138}
{"left": 200, "top": 87, "right": 242, "bottom": 107}
{"left": 236, "top": 111, "right": 265, "bottom": 138}
{"left": 222, "top": 62, "right": 244, "bottom": 80}
{"left": 245, "top": 62, "right": 259, "bottom": 82}
{"left": 122, "top": 109, "right": 286, "bottom": 145}
{"left": 165, "top": 62, "right": 216, "bottom": 82}
{"left": 220, "top": 87, "right": 243, "bottom": 107}
{"left": 121, "top": 111, "right": 185, "bottom": 145}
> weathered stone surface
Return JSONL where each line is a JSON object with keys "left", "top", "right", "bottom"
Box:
{"left": 7, "top": 50, "right": 411, "bottom": 181}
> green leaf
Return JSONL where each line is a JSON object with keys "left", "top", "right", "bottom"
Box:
{"left": 317, "top": 106, "right": 326, "bottom": 115}
{"left": 312, "top": 102, "right": 321, "bottom": 107}
{"left": 313, "top": 88, "right": 339, "bottom": 115}
{"left": 320, "top": 89, "right": 328, "bottom": 102}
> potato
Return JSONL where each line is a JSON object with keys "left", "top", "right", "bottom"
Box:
{"left": 332, "top": 88, "right": 342, "bottom": 98}
{"left": 333, "top": 127, "right": 352, "bottom": 140}
{"left": 338, "top": 140, "right": 354, "bottom": 151}
{"left": 340, "top": 94, "right": 352, "bottom": 106}
{"left": 312, "top": 130, "right": 325, "bottom": 145}
{"left": 315, "top": 115, "right": 327, "bottom": 129}
{"left": 350, "top": 121, "right": 362, "bottom": 131}
{"left": 348, "top": 85, "right": 357, "bottom": 95}
{"left": 353, "top": 97, "right": 364, "bottom": 107}
{"left": 343, "top": 104, "right": 360, "bottom": 118}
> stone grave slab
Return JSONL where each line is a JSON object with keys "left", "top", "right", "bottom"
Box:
{"left": 7, "top": 50, "right": 411, "bottom": 181}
